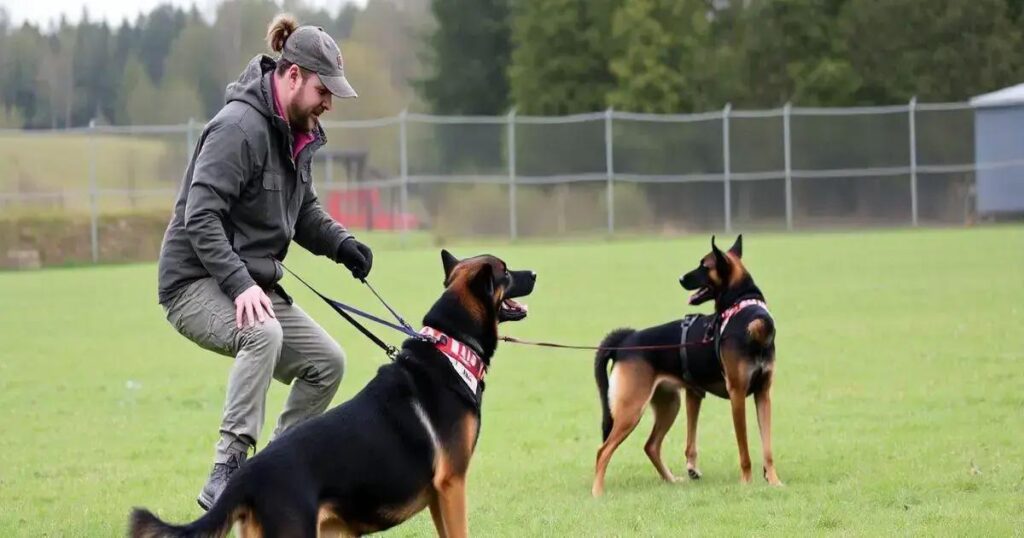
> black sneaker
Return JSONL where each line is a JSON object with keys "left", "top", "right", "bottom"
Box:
{"left": 196, "top": 451, "right": 247, "bottom": 511}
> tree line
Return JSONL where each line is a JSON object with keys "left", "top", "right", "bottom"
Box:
{"left": 0, "top": 0, "right": 429, "bottom": 128}
{"left": 3, "top": 0, "right": 1022, "bottom": 129}
{"left": 421, "top": 0, "right": 1024, "bottom": 115}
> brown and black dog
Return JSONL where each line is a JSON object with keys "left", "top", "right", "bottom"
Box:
{"left": 592, "top": 235, "right": 780, "bottom": 496}
{"left": 129, "top": 250, "right": 536, "bottom": 537}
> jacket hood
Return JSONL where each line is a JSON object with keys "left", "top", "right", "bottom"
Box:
{"left": 224, "top": 55, "right": 277, "bottom": 117}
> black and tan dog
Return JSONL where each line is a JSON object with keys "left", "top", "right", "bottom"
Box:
{"left": 130, "top": 250, "right": 536, "bottom": 537}
{"left": 592, "top": 235, "right": 780, "bottom": 496}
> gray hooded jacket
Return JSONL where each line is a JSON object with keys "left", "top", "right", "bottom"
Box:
{"left": 158, "top": 55, "right": 351, "bottom": 304}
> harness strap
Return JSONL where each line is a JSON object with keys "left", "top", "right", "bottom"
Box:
{"left": 678, "top": 314, "right": 702, "bottom": 385}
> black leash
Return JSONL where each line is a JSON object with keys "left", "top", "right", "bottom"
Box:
{"left": 279, "top": 263, "right": 430, "bottom": 360}
{"left": 280, "top": 264, "right": 734, "bottom": 360}
{"left": 498, "top": 335, "right": 712, "bottom": 351}
{"left": 360, "top": 278, "right": 417, "bottom": 333}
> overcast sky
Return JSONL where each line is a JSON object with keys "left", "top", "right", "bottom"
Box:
{"left": 1, "top": 0, "right": 365, "bottom": 29}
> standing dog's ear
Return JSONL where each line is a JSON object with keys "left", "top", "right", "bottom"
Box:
{"left": 729, "top": 234, "right": 743, "bottom": 258}
{"left": 711, "top": 236, "right": 729, "bottom": 270}
{"left": 441, "top": 249, "right": 460, "bottom": 280}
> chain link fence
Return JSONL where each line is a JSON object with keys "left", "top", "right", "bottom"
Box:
{"left": 1, "top": 100, "right": 1018, "bottom": 267}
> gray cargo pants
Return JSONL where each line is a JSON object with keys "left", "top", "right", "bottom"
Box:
{"left": 161, "top": 277, "right": 345, "bottom": 463}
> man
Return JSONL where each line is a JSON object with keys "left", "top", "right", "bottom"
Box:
{"left": 157, "top": 14, "right": 372, "bottom": 510}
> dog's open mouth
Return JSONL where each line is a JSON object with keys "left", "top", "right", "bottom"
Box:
{"left": 499, "top": 298, "right": 529, "bottom": 322}
{"left": 688, "top": 287, "right": 712, "bottom": 305}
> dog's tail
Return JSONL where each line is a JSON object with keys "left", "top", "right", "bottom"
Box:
{"left": 595, "top": 328, "right": 635, "bottom": 442}
{"left": 128, "top": 475, "right": 248, "bottom": 538}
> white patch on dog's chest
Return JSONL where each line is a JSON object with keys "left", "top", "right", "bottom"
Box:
{"left": 411, "top": 399, "right": 440, "bottom": 453}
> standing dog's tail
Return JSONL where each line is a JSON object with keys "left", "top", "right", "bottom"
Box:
{"left": 128, "top": 475, "right": 248, "bottom": 538}
{"left": 595, "top": 328, "right": 635, "bottom": 442}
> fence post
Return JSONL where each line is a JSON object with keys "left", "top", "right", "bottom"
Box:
{"left": 186, "top": 117, "right": 196, "bottom": 162}
{"left": 909, "top": 96, "right": 918, "bottom": 227}
{"left": 88, "top": 119, "right": 99, "bottom": 263}
{"left": 783, "top": 102, "right": 793, "bottom": 231}
{"left": 507, "top": 108, "right": 517, "bottom": 241}
{"left": 605, "top": 107, "right": 614, "bottom": 236}
{"left": 399, "top": 109, "right": 409, "bottom": 244}
{"left": 325, "top": 151, "right": 334, "bottom": 188}
{"left": 723, "top": 103, "right": 732, "bottom": 234}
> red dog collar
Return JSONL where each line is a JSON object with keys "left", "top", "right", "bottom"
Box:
{"left": 420, "top": 326, "right": 486, "bottom": 392}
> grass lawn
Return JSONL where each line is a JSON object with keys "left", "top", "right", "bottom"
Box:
{"left": 1, "top": 226, "right": 1022, "bottom": 536}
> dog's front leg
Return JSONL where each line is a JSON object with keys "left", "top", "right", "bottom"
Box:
{"left": 433, "top": 413, "right": 475, "bottom": 538}
{"left": 435, "top": 477, "right": 468, "bottom": 538}
{"left": 684, "top": 389, "right": 704, "bottom": 479}
{"left": 722, "top": 350, "right": 753, "bottom": 483}
{"left": 429, "top": 493, "right": 448, "bottom": 538}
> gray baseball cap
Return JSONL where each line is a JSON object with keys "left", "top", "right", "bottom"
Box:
{"left": 281, "top": 25, "right": 357, "bottom": 99}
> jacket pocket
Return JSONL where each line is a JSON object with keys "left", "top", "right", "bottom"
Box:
{"left": 262, "top": 171, "right": 284, "bottom": 191}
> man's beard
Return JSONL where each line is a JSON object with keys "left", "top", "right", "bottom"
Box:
{"left": 288, "top": 103, "right": 318, "bottom": 132}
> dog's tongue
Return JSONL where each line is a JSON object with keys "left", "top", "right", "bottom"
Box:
{"left": 503, "top": 298, "right": 528, "bottom": 312}
{"left": 688, "top": 288, "right": 706, "bottom": 305}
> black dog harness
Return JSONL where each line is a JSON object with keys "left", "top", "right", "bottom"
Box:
{"left": 679, "top": 299, "right": 772, "bottom": 391}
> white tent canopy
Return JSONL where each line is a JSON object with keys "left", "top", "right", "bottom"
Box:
{"left": 970, "top": 82, "right": 1024, "bottom": 108}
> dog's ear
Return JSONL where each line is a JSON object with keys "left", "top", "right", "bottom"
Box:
{"left": 729, "top": 234, "right": 743, "bottom": 258}
{"left": 470, "top": 262, "right": 495, "bottom": 300}
{"left": 441, "top": 249, "right": 459, "bottom": 280}
{"left": 711, "top": 235, "right": 729, "bottom": 269}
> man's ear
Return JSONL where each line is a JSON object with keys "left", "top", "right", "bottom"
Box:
{"left": 288, "top": 63, "right": 303, "bottom": 88}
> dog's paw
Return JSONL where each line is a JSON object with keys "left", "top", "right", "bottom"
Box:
{"left": 763, "top": 466, "right": 783, "bottom": 486}
{"left": 687, "top": 467, "right": 702, "bottom": 480}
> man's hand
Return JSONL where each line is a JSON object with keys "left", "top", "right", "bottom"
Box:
{"left": 235, "top": 284, "right": 275, "bottom": 328}
{"left": 338, "top": 237, "right": 374, "bottom": 280}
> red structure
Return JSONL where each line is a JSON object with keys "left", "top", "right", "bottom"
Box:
{"left": 325, "top": 187, "right": 418, "bottom": 231}
{"left": 320, "top": 149, "right": 418, "bottom": 231}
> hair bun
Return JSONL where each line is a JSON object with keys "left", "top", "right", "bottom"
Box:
{"left": 266, "top": 14, "right": 299, "bottom": 53}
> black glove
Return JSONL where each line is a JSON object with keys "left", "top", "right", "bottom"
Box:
{"left": 337, "top": 237, "right": 373, "bottom": 280}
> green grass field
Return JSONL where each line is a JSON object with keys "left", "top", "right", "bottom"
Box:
{"left": 1, "top": 227, "right": 1022, "bottom": 536}
{"left": 0, "top": 133, "right": 185, "bottom": 192}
